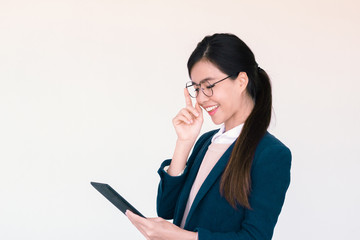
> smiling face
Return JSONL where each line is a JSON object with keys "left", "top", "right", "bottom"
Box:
{"left": 190, "top": 60, "right": 255, "bottom": 131}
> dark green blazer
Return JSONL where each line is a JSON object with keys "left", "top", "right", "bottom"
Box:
{"left": 157, "top": 130, "right": 291, "bottom": 240}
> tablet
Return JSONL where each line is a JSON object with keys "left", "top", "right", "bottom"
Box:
{"left": 91, "top": 182, "right": 145, "bottom": 218}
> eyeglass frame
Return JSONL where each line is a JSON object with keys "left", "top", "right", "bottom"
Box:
{"left": 185, "top": 74, "right": 236, "bottom": 98}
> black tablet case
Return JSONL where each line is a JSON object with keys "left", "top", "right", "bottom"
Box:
{"left": 91, "top": 182, "right": 145, "bottom": 218}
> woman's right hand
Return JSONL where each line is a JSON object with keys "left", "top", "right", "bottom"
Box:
{"left": 172, "top": 88, "right": 203, "bottom": 143}
{"left": 167, "top": 88, "right": 203, "bottom": 176}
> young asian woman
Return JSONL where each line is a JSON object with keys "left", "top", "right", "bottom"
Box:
{"left": 127, "top": 33, "right": 291, "bottom": 240}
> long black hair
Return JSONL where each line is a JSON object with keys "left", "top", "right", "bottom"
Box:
{"left": 187, "top": 33, "right": 272, "bottom": 209}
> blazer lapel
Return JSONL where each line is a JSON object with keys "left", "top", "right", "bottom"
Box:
{"left": 183, "top": 142, "right": 235, "bottom": 228}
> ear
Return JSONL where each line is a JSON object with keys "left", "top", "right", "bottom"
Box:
{"left": 235, "top": 72, "right": 249, "bottom": 91}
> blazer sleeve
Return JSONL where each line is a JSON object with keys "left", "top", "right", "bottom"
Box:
{"left": 156, "top": 159, "right": 189, "bottom": 219}
{"left": 196, "top": 144, "right": 292, "bottom": 240}
{"left": 156, "top": 131, "right": 217, "bottom": 220}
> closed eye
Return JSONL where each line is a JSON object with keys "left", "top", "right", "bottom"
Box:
{"left": 206, "top": 84, "right": 215, "bottom": 89}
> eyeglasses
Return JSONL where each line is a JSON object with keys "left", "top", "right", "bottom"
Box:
{"left": 185, "top": 75, "right": 233, "bottom": 98}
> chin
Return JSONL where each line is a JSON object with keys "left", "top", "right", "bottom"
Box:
{"left": 210, "top": 117, "right": 224, "bottom": 126}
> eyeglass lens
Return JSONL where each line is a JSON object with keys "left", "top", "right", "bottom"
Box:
{"left": 186, "top": 81, "right": 213, "bottom": 98}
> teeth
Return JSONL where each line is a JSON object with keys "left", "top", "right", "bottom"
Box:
{"left": 205, "top": 105, "right": 218, "bottom": 112}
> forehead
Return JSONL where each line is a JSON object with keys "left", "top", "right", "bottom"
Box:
{"left": 190, "top": 60, "right": 226, "bottom": 84}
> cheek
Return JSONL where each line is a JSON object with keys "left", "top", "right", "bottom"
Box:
{"left": 217, "top": 99, "right": 233, "bottom": 117}
{"left": 222, "top": 93, "right": 242, "bottom": 115}
{"left": 213, "top": 86, "right": 241, "bottom": 112}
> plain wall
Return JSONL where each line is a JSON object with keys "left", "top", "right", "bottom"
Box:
{"left": 0, "top": 0, "right": 359, "bottom": 239}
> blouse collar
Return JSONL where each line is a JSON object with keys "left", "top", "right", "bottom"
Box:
{"left": 211, "top": 123, "right": 244, "bottom": 144}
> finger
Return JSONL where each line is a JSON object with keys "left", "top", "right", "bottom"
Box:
{"left": 127, "top": 211, "right": 148, "bottom": 230}
{"left": 180, "top": 108, "right": 196, "bottom": 122}
{"left": 126, "top": 210, "right": 146, "bottom": 223}
{"left": 195, "top": 101, "right": 203, "bottom": 117}
{"left": 184, "top": 88, "right": 193, "bottom": 107}
{"left": 174, "top": 114, "right": 192, "bottom": 125}
{"left": 127, "top": 211, "right": 154, "bottom": 240}
{"left": 185, "top": 105, "right": 199, "bottom": 118}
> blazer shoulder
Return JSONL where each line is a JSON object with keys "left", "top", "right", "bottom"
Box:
{"left": 258, "top": 132, "right": 290, "bottom": 151}
{"left": 254, "top": 132, "right": 292, "bottom": 162}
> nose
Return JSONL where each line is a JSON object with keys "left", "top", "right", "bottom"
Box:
{"left": 196, "top": 88, "right": 209, "bottom": 103}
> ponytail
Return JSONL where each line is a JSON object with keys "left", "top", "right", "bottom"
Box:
{"left": 220, "top": 66, "right": 272, "bottom": 209}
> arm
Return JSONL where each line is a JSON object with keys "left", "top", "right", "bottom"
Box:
{"left": 196, "top": 145, "right": 291, "bottom": 240}
{"left": 156, "top": 88, "right": 203, "bottom": 219}
{"left": 156, "top": 130, "right": 217, "bottom": 219}
{"left": 167, "top": 88, "right": 203, "bottom": 176}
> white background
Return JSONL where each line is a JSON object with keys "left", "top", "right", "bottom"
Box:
{"left": 1, "top": 0, "right": 359, "bottom": 239}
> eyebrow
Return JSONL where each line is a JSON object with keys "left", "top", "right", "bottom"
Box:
{"left": 191, "top": 77, "right": 216, "bottom": 85}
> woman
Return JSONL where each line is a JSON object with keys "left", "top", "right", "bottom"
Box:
{"left": 127, "top": 33, "right": 291, "bottom": 240}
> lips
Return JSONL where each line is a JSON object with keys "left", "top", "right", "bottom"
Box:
{"left": 204, "top": 105, "right": 219, "bottom": 116}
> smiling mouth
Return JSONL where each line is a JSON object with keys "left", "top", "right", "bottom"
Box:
{"left": 204, "top": 105, "right": 219, "bottom": 116}
{"left": 205, "top": 105, "right": 218, "bottom": 112}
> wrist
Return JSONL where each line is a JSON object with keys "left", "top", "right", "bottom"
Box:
{"left": 168, "top": 139, "right": 194, "bottom": 176}
{"left": 176, "top": 137, "right": 196, "bottom": 146}
{"left": 180, "top": 229, "right": 198, "bottom": 240}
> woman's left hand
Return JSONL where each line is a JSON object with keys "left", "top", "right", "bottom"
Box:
{"left": 126, "top": 210, "right": 197, "bottom": 240}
